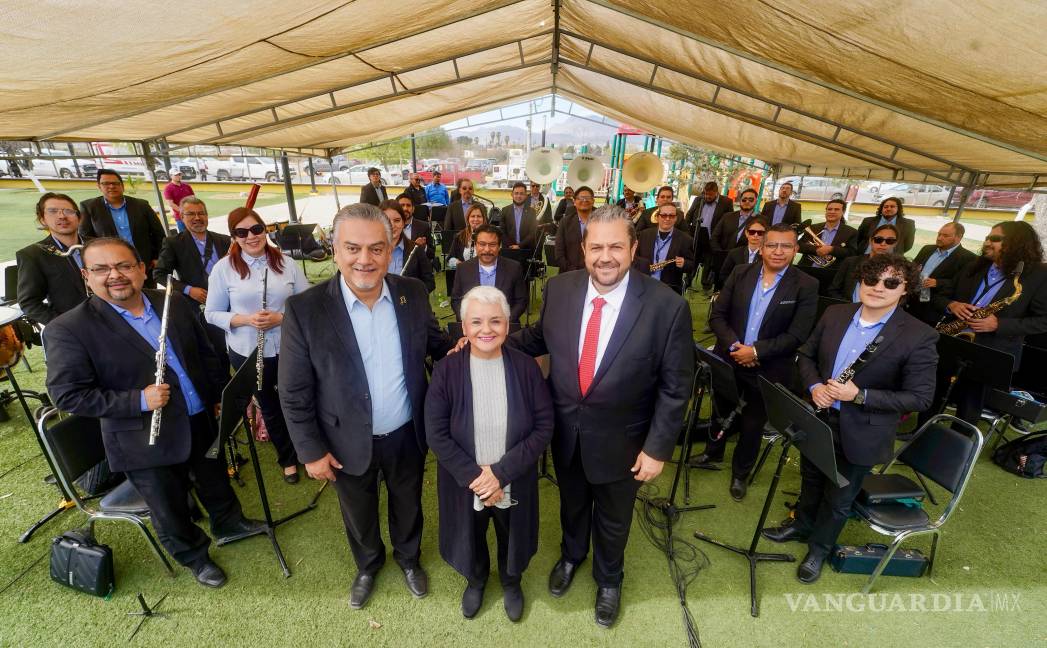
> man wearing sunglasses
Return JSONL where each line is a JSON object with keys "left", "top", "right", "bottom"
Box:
{"left": 694, "top": 224, "right": 819, "bottom": 500}
{"left": 762, "top": 254, "right": 937, "bottom": 584}
{"left": 856, "top": 197, "right": 916, "bottom": 254}
{"left": 16, "top": 192, "right": 89, "bottom": 325}
{"left": 714, "top": 217, "right": 767, "bottom": 292}
{"left": 828, "top": 224, "right": 898, "bottom": 301}
{"left": 710, "top": 188, "right": 760, "bottom": 290}
{"left": 797, "top": 199, "right": 860, "bottom": 294}
{"left": 635, "top": 204, "right": 695, "bottom": 294}
{"left": 635, "top": 185, "right": 685, "bottom": 233}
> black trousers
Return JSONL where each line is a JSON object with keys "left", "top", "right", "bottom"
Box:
{"left": 695, "top": 227, "right": 714, "bottom": 287}
{"left": 701, "top": 371, "right": 766, "bottom": 479}
{"left": 124, "top": 413, "right": 245, "bottom": 568}
{"left": 791, "top": 413, "right": 873, "bottom": 557}
{"left": 557, "top": 442, "right": 642, "bottom": 587}
{"left": 921, "top": 361, "right": 992, "bottom": 429}
{"left": 330, "top": 422, "right": 425, "bottom": 575}
{"left": 229, "top": 351, "right": 298, "bottom": 468}
{"left": 467, "top": 506, "right": 520, "bottom": 589}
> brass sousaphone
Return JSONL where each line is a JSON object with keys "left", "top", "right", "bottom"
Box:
{"left": 621, "top": 152, "right": 664, "bottom": 222}
{"left": 566, "top": 154, "right": 605, "bottom": 190}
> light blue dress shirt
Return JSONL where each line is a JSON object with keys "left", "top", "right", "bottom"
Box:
{"left": 389, "top": 240, "right": 405, "bottom": 275}
{"left": 105, "top": 199, "right": 134, "bottom": 245}
{"left": 339, "top": 278, "right": 412, "bottom": 435}
{"left": 184, "top": 234, "right": 219, "bottom": 296}
{"left": 820, "top": 224, "right": 839, "bottom": 245}
{"left": 107, "top": 299, "right": 205, "bottom": 415}
{"left": 973, "top": 264, "right": 1007, "bottom": 308}
{"left": 52, "top": 236, "right": 83, "bottom": 268}
{"left": 743, "top": 267, "right": 787, "bottom": 345}
{"left": 513, "top": 205, "right": 524, "bottom": 242}
{"left": 772, "top": 202, "right": 788, "bottom": 225}
{"left": 815, "top": 306, "right": 893, "bottom": 410}
{"left": 479, "top": 262, "right": 497, "bottom": 286}
{"left": 734, "top": 211, "right": 755, "bottom": 241}
{"left": 700, "top": 200, "right": 716, "bottom": 231}
{"left": 652, "top": 230, "right": 673, "bottom": 280}
{"left": 921, "top": 244, "right": 959, "bottom": 279}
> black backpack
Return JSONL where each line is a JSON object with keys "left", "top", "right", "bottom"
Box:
{"left": 992, "top": 431, "right": 1047, "bottom": 478}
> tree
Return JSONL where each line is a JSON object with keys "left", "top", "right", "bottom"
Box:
{"left": 456, "top": 135, "right": 472, "bottom": 147}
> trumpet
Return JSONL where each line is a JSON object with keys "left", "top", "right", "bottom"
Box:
{"left": 148, "top": 280, "right": 174, "bottom": 446}
{"left": 650, "top": 258, "right": 677, "bottom": 272}
{"left": 804, "top": 227, "right": 836, "bottom": 267}
{"left": 256, "top": 268, "right": 268, "bottom": 391}
{"left": 936, "top": 262, "right": 1024, "bottom": 341}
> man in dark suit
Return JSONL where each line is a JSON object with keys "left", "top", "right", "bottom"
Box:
{"left": 909, "top": 221, "right": 977, "bottom": 325}
{"left": 382, "top": 200, "right": 435, "bottom": 293}
{"left": 358, "top": 167, "right": 388, "bottom": 206}
{"left": 553, "top": 185, "right": 594, "bottom": 272}
{"left": 444, "top": 178, "right": 487, "bottom": 231}
{"left": 44, "top": 237, "right": 264, "bottom": 588}
{"left": 154, "top": 197, "right": 230, "bottom": 304}
{"left": 525, "top": 181, "right": 552, "bottom": 223}
{"left": 828, "top": 224, "right": 899, "bottom": 301}
{"left": 554, "top": 186, "right": 576, "bottom": 224}
{"left": 797, "top": 199, "right": 860, "bottom": 294}
{"left": 856, "top": 197, "right": 916, "bottom": 255}
{"left": 635, "top": 185, "right": 685, "bottom": 233}
{"left": 715, "top": 217, "right": 766, "bottom": 292}
{"left": 79, "top": 170, "right": 166, "bottom": 278}
{"left": 928, "top": 221, "right": 1047, "bottom": 425}
{"left": 511, "top": 205, "right": 693, "bottom": 628}
{"left": 501, "top": 182, "right": 540, "bottom": 250}
{"left": 279, "top": 204, "right": 451, "bottom": 610}
{"left": 450, "top": 225, "right": 528, "bottom": 322}
{"left": 635, "top": 203, "right": 695, "bottom": 293}
{"left": 16, "top": 192, "right": 88, "bottom": 325}
{"left": 709, "top": 188, "right": 760, "bottom": 288}
{"left": 691, "top": 224, "right": 819, "bottom": 499}
{"left": 685, "top": 181, "right": 734, "bottom": 289}
{"left": 761, "top": 254, "right": 938, "bottom": 584}
{"left": 396, "top": 193, "right": 434, "bottom": 263}
{"left": 759, "top": 181, "right": 802, "bottom": 226}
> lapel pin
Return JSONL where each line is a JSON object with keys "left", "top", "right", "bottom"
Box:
{"left": 399, "top": 296, "right": 407, "bottom": 305}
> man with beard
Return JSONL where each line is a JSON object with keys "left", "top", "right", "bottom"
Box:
{"left": 685, "top": 181, "right": 734, "bottom": 290}
{"left": 444, "top": 178, "right": 487, "bottom": 231}
{"left": 554, "top": 186, "right": 595, "bottom": 272}
{"left": 154, "top": 197, "right": 230, "bottom": 305}
{"left": 396, "top": 193, "right": 434, "bottom": 264}
{"left": 829, "top": 224, "right": 899, "bottom": 301}
{"left": 857, "top": 197, "right": 916, "bottom": 255}
{"left": 709, "top": 188, "right": 760, "bottom": 288}
{"left": 502, "top": 182, "right": 539, "bottom": 250}
{"left": 797, "top": 198, "right": 860, "bottom": 294}
{"left": 16, "top": 192, "right": 89, "bottom": 325}
{"left": 909, "top": 222, "right": 976, "bottom": 325}
{"left": 759, "top": 181, "right": 801, "bottom": 226}
{"left": 450, "top": 224, "right": 528, "bottom": 323}
{"left": 635, "top": 203, "right": 695, "bottom": 294}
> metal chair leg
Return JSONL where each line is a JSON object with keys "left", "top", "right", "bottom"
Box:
{"left": 861, "top": 532, "right": 910, "bottom": 594}
{"left": 927, "top": 531, "right": 940, "bottom": 578}
{"left": 131, "top": 518, "right": 175, "bottom": 575}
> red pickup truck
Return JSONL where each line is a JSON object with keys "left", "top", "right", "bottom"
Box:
{"left": 416, "top": 163, "right": 485, "bottom": 186}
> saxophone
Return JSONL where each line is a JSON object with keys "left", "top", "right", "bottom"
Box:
{"left": 936, "top": 262, "right": 1024, "bottom": 341}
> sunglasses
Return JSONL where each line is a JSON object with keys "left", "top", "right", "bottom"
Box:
{"left": 746, "top": 228, "right": 766, "bottom": 235}
{"left": 872, "top": 236, "right": 897, "bottom": 245}
{"left": 985, "top": 234, "right": 1004, "bottom": 243}
{"left": 233, "top": 224, "right": 266, "bottom": 238}
{"left": 862, "top": 276, "right": 904, "bottom": 290}
{"left": 739, "top": 196, "right": 756, "bottom": 202}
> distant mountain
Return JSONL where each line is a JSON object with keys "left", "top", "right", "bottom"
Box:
{"left": 454, "top": 115, "right": 619, "bottom": 148}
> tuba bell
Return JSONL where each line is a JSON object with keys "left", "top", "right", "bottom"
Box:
{"left": 621, "top": 152, "right": 663, "bottom": 195}
{"left": 566, "top": 154, "right": 605, "bottom": 190}
{"left": 525, "top": 147, "right": 564, "bottom": 186}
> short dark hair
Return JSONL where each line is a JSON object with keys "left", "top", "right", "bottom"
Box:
{"left": 872, "top": 223, "right": 899, "bottom": 239}
{"left": 473, "top": 224, "right": 502, "bottom": 244}
{"left": 781, "top": 181, "right": 794, "bottom": 190}
{"left": 96, "top": 169, "right": 123, "bottom": 183}
{"left": 367, "top": 167, "right": 380, "bottom": 175}
{"left": 740, "top": 188, "right": 758, "bottom": 199}
{"left": 511, "top": 181, "right": 527, "bottom": 191}
{"left": 82, "top": 236, "right": 142, "bottom": 264}
{"left": 703, "top": 181, "right": 718, "bottom": 191}
{"left": 574, "top": 185, "right": 594, "bottom": 198}
{"left": 745, "top": 216, "right": 770, "bottom": 230}
{"left": 767, "top": 222, "right": 795, "bottom": 235}
{"left": 395, "top": 192, "right": 411, "bottom": 203}
{"left": 35, "top": 192, "right": 80, "bottom": 221}
{"left": 943, "top": 221, "right": 965, "bottom": 238}
{"left": 826, "top": 198, "right": 846, "bottom": 210}
{"left": 378, "top": 198, "right": 404, "bottom": 219}
{"left": 432, "top": 170, "right": 442, "bottom": 177}
{"left": 456, "top": 177, "right": 473, "bottom": 189}
{"left": 657, "top": 185, "right": 674, "bottom": 196}
{"left": 857, "top": 253, "right": 921, "bottom": 297}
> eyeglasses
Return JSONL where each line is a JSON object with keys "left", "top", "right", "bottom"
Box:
{"left": 85, "top": 262, "right": 138, "bottom": 276}
{"left": 986, "top": 234, "right": 1004, "bottom": 243}
{"left": 872, "top": 236, "right": 897, "bottom": 245}
{"left": 575, "top": 195, "right": 594, "bottom": 202}
{"left": 44, "top": 208, "right": 78, "bottom": 217}
{"left": 746, "top": 229, "right": 766, "bottom": 236}
{"left": 763, "top": 242, "right": 795, "bottom": 250}
{"left": 233, "top": 224, "right": 266, "bottom": 238}
{"left": 98, "top": 181, "right": 122, "bottom": 188}
{"left": 862, "top": 276, "right": 904, "bottom": 290}
{"left": 181, "top": 210, "right": 207, "bottom": 218}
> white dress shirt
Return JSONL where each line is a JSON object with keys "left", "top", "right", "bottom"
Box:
{"left": 577, "top": 272, "right": 630, "bottom": 373}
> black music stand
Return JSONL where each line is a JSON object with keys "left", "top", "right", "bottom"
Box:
{"left": 688, "top": 347, "right": 745, "bottom": 472}
{"left": 502, "top": 241, "right": 546, "bottom": 325}
{"left": 428, "top": 204, "right": 447, "bottom": 228}
{"left": 210, "top": 350, "right": 327, "bottom": 577}
{"left": 935, "top": 334, "right": 1014, "bottom": 415}
{"left": 695, "top": 378, "right": 847, "bottom": 617}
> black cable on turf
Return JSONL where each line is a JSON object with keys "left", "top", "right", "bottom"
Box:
{"left": 636, "top": 482, "right": 709, "bottom": 648}
{"left": 0, "top": 552, "right": 47, "bottom": 596}
{"left": 0, "top": 453, "right": 43, "bottom": 482}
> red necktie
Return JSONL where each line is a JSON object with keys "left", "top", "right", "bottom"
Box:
{"left": 578, "top": 297, "right": 606, "bottom": 396}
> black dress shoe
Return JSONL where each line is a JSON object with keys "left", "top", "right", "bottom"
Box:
{"left": 797, "top": 552, "right": 826, "bottom": 584}
{"left": 349, "top": 572, "right": 377, "bottom": 609}
{"left": 461, "top": 584, "right": 484, "bottom": 619}
{"left": 283, "top": 466, "right": 300, "bottom": 484}
{"left": 191, "top": 560, "right": 227, "bottom": 588}
{"left": 594, "top": 586, "right": 621, "bottom": 628}
{"left": 761, "top": 519, "right": 809, "bottom": 544}
{"left": 730, "top": 476, "right": 747, "bottom": 501}
{"left": 548, "top": 558, "right": 579, "bottom": 598}
{"left": 214, "top": 518, "right": 267, "bottom": 544}
{"left": 686, "top": 453, "right": 723, "bottom": 469}
{"left": 402, "top": 566, "right": 429, "bottom": 598}
{"left": 503, "top": 584, "right": 524, "bottom": 622}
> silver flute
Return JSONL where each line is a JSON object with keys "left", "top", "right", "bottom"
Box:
{"left": 400, "top": 244, "right": 418, "bottom": 275}
{"left": 148, "top": 281, "right": 174, "bottom": 446}
{"left": 256, "top": 267, "right": 268, "bottom": 391}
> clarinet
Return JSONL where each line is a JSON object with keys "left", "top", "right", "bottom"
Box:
{"left": 148, "top": 281, "right": 174, "bottom": 446}
{"left": 256, "top": 268, "right": 268, "bottom": 391}
{"left": 815, "top": 334, "right": 885, "bottom": 413}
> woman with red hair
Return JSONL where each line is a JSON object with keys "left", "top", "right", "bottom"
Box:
{"left": 205, "top": 208, "right": 310, "bottom": 483}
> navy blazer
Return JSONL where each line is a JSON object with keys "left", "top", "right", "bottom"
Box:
{"left": 44, "top": 291, "right": 225, "bottom": 472}
{"left": 153, "top": 230, "right": 231, "bottom": 292}
{"left": 15, "top": 235, "right": 89, "bottom": 325}
{"left": 553, "top": 214, "right": 585, "bottom": 272}
{"left": 450, "top": 256, "right": 528, "bottom": 322}
{"left": 79, "top": 195, "right": 167, "bottom": 263}
{"left": 425, "top": 347, "right": 553, "bottom": 577}
{"left": 278, "top": 274, "right": 451, "bottom": 474}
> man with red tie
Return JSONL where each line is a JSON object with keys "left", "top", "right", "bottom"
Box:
{"left": 510, "top": 205, "right": 694, "bottom": 628}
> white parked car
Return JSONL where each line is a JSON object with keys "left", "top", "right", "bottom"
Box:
{"left": 22, "top": 148, "right": 98, "bottom": 179}
{"left": 328, "top": 164, "right": 389, "bottom": 185}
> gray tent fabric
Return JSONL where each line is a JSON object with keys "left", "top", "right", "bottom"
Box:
{"left": 1, "top": 0, "right": 1044, "bottom": 187}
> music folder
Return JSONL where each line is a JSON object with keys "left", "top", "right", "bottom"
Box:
{"left": 207, "top": 349, "right": 259, "bottom": 459}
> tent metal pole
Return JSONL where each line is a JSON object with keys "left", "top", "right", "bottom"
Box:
{"left": 410, "top": 133, "right": 417, "bottom": 173}
{"left": 281, "top": 153, "right": 298, "bottom": 224}
{"left": 142, "top": 141, "right": 172, "bottom": 233}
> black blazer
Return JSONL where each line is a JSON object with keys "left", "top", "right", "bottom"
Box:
{"left": 44, "top": 291, "right": 225, "bottom": 472}
{"left": 798, "top": 303, "right": 938, "bottom": 465}
{"left": 443, "top": 200, "right": 487, "bottom": 232}
{"left": 553, "top": 214, "right": 585, "bottom": 272}
{"left": 403, "top": 218, "right": 434, "bottom": 261}
{"left": 501, "top": 203, "right": 540, "bottom": 249}
{"left": 710, "top": 210, "right": 758, "bottom": 252}
{"left": 932, "top": 260, "right": 1047, "bottom": 363}
{"left": 359, "top": 183, "right": 388, "bottom": 206}
{"left": 685, "top": 194, "right": 734, "bottom": 237}
{"left": 827, "top": 254, "right": 867, "bottom": 301}
{"left": 425, "top": 347, "right": 553, "bottom": 578}
{"left": 278, "top": 274, "right": 452, "bottom": 474}
{"left": 856, "top": 215, "right": 917, "bottom": 254}
{"left": 711, "top": 263, "right": 819, "bottom": 385}
{"left": 797, "top": 222, "right": 860, "bottom": 267}
{"left": 635, "top": 206, "right": 686, "bottom": 233}
{"left": 510, "top": 270, "right": 694, "bottom": 484}
{"left": 759, "top": 199, "right": 802, "bottom": 226}
{"left": 555, "top": 198, "right": 576, "bottom": 223}
{"left": 79, "top": 195, "right": 166, "bottom": 263}
{"left": 15, "top": 235, "right": 88, "bottom": 325}
{"left": 716, "top": 245, "right": 760, "bottom": 292}
{"left": 636, "top": 227, "right": 695, "bottom": 293}
{"left": 398, "top": 238, "right": 435, "bottom": 293}
{"left": 153, "top": 230, "right": 231, "bottom": 295}
{"left": 908, "top": 244, "right": 977, "bottom": 323}
{"left": 450, "top": 257, "right": 528, "bottom": 322}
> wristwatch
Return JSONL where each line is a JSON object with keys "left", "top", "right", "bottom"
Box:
{"left": 853, "top": 389, "right": 867, "bottom": 406}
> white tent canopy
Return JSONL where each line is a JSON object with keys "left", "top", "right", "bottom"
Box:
{"left": 2, "top": 0, "right": 1045, "bottom": 188}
